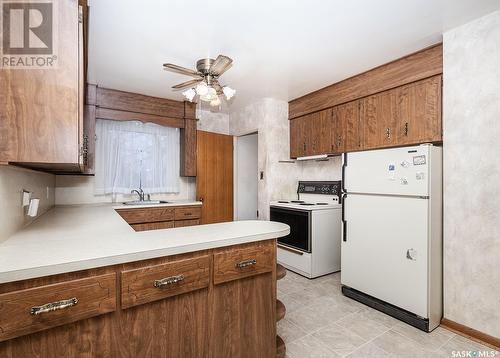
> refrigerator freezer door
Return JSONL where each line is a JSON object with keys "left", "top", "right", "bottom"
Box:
{"left": 344, "top": 145, "right": 430, "bottom": 197}
{"left": 341, "top": 194, "right": 429, "bottom": 318}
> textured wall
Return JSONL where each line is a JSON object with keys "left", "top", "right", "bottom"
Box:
{"left": 0, "top": 166, "right": 55, "bottom": 242}
{"left": 443, "top": 10, "right": 500, "bottom": 337}
{"left": 197, "top": 109, "right": 230, "bottom": 134}
{"left": 230, "top": 98, "right": 341, "bottom": 220}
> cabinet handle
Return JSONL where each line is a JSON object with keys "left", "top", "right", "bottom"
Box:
{"left": 337, "top": 135, "right": 341, "bottom": 147}
{"left": 31, "top": 297, "right": 78, "bottom": 315}
{"left": 386, "top": 128, "right": 391, "bottom": 139}
{"left": 404, "top": 122, "right": 409, "bottom": 136}
{"left": 235, "top": 259, "right": 257, "bottom": 269}
{"left": 154, "top": 275, "right": 185, "bottom": 288}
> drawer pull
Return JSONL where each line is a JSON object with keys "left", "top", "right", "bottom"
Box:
{"left": 235, "top": 259, "right": 257, "bottom": 269}
{"left": 30, "top": 297, "right": 78, "bottom": 315}
{"left": 154, "top": 275, "right": 185, "bottom": 288}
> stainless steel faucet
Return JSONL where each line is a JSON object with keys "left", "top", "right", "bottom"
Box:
{"left": 131, "top": 187, "right": 145, "bottom": 201}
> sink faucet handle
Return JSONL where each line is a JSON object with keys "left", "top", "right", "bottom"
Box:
{"left": 146, "top": 194, "right": 151, "bottom": 201}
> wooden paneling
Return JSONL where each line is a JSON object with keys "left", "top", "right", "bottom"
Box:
{"left": 289, "top": 44, "right": 443, "bottom": 119}
{"left": 95, "top": 107, "right": 185, "bottom": 128}
{"left": 131, "top": 220, "right": 174, "bottom": 232}
{"left": 174, "top": 206, "right": 201, "bottom": 220}
{"left": 396, "top": 75, "right": 442, "bottom": 145}
{"left": 184, "top": 101, "right": 197, "bottom": 119}
{"left": 197, "top": 131, "right": 234, "bottom": 224}
{"left": 0, "top": 274, "right": 116, "bottom": 342}
{"left": 180, "top": 118, "right": 198, "bottom": 177}
{"left": 116, "top": 207, "right": 174, "bottom": 224}
{"left": 174, "top": 219, "right": 201, "bottom": 228}
{"left": 213, "top": 240, "right": 274, "bottom": 285}
{"left": 0, "top": 0, "right": 82, "bottom": 166}
{"left": 96, "top": 87, "right": 184, "bottom": 118}
{"left": 82, "top": 104, "right": 96, "bottom": 174}
{"left": 121, "top": 256, "right": 210, "bottom": 309}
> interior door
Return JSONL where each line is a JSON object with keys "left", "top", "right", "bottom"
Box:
{"left": 196, "top": 130, "right": 234, "bottom": 224}
{"left": 341, "top": 193, "right": 429, "bottom": 317}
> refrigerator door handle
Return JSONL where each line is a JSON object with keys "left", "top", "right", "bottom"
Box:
{"left": 342, "top": 153, "right": 347, "bottom": 193}
{"left": 342, "top": 193, "right": 347, "bottom": 242}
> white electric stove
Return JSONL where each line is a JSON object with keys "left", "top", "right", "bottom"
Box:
{"left": 270, "top": 181, "right": 342, "bottom": 278}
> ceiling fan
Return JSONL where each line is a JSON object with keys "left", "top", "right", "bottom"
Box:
{"left": 163, "top": 55, "right": 236, "bottom": 107}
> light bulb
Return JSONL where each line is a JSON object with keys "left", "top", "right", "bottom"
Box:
{"left": 182, "top": 88, "right": 196, "bottom": 102}
{"left": 223, "top": 86, "right": 236, "bottom": 100}
{"left": 195, "top": 82, "right": 208, "bottom": 96}
{"left": 210, "top": 97, "right": 221, "bottom": 107}
{"left": 200, "top": 87, "right": 217, "bottom": 102}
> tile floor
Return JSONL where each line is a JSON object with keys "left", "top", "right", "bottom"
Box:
{"left": 277, "top": 270, "right": 498, "bottom": 358}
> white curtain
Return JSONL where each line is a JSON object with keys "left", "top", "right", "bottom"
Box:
{"left": 95, "top": 119, "right": 180, "bottom": 195}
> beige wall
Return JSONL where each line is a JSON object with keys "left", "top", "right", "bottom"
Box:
{"left": 197, "top": 109, "right": 230, "bottom": 135}
{"left": 443, "top": 10, "right": 500, "bottom": 337}
{"left": 0, "top": 166, "right": 55, "bottom": 242}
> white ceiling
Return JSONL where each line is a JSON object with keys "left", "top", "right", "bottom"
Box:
{"left": 87, "top": 0, "right": 499, "bottom": 112}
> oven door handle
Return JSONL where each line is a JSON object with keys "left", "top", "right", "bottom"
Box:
{"left": 278, "top": 244, "right": 304, "bottom": 255}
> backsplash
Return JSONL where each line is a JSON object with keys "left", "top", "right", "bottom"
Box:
{"left": 0, "top": 166, "right": 55, "bottom": 242}
{"left": 55, "top": 175, "right": 196, "bottom": 205}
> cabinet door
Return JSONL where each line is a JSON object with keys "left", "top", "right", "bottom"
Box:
{"left": 396, "top": 76, "right": 442, "bottom": 145}
{"left": 0, "top": 0, "right": 83, "bottom": 170}
{"left": 289, "top": 117, "right": 305, "bottom": 158}
{"left": 334, "top": 101, "right": 361, "bottom": 153}
{"left": 360, "top": 89, "right": 398, "bottom": 150}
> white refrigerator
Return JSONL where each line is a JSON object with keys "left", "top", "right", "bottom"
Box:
{"left": 341, "top": 144, "right": 442, "bottom": 332}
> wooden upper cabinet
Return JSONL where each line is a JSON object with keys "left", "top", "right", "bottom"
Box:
{"left": 332, "top": 101, "right": 361, "bottom": 153}
{"left": 289, "top": 109, "right": 332, "bottom": 158}
{"left": 0, "top": 0, "right": 85, "bottom": 172}
{"left": 396, "top": 75, "right": 442, "bottom": 145}
{"left": 289, "top": 116, "right": 306, "bottom": 158}
{"left": 360, "top": 88, "right": 399, "bottom": 149}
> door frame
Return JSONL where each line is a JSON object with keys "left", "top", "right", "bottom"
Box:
{"left": 233, "top": 130, "right": 258, "bottom": 220}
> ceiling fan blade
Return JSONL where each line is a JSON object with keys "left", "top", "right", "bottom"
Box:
{"left": 163, "top": 63, "right": 201, "bottom": 78}
{"left": 209, "top": 55, "right": 233, "bottom": 76}
{"left": 172, "top": 79, "right": 203, "bottom": 90}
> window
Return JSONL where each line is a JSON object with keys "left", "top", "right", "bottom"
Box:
{"left": 95, "top": 119, "right": 180, "bottom": 195}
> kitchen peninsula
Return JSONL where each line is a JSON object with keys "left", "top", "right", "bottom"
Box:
{"left": 0, "top": 204, "right": 289, "bottom": 357}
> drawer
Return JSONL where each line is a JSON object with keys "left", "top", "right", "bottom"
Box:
{"left": 174, "top": 206, "right": 201, "bottom": 220}
{"left": 174, "top": 219, "right": 200, "bottom": 228}
{"left": 121, "top": 255, "right": 210, "bottom": 309}
{"left": 116, "top": 207, "right": 174, "bottom": 224}
{"left": 132, "top": 220, "right": 174, "bottom": 232}
{"left": 213, "top": 241, "right": 275, "bottom": 285}
{"left": 0, "top": 273, "right": 116, "bottom": 342}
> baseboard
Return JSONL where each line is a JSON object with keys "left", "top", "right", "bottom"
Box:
{"left": 440, "top": 318, "right": 500, "bottom": 350}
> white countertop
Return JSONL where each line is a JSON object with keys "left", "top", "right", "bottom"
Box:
{"left": 0, "top": 204, "right": 290, "bottom": 284}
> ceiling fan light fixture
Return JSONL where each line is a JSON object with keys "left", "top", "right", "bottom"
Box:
{"left": 210, "top": 97, "right": 221, "bottom": 107}
{"left": 182, "top": 88, "right": 196, "bottom": 102}
{"left": 223, "top": 86, "right": 236, "bottom": 100}
{"left": 195, "top": 82, "right": 209, "bottom": 96}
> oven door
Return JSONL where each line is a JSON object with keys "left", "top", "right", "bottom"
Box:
{"left": 270, "top": 206, "right": 311, "bottom": 253}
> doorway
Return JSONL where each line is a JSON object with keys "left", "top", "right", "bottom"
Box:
{"left": 234, "top": 132, "right": 258, "bottom": 220}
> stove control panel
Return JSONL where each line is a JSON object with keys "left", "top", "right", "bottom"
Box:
{"left": 297, "top": 181, "right": 341, "bottom": 196}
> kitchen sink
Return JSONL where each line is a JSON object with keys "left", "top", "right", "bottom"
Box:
{"left": 122, "top": 200, "right": 170, "bottom": 206}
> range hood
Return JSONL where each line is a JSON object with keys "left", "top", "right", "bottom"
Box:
{"left": 296, "top": 154, "right": 329, "bottom": 161}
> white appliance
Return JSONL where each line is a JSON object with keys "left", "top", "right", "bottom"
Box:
{"left": 341, "top": 144, "right": 442, "bottom": 332}
{"left": 271, "top": 181, "right": 342, "bottom": 278}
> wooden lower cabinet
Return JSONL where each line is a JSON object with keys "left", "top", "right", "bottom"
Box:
{"left": 0, "top": 240, "right": 277, "bottom": 358}
{"left": 116, "top": 205, "right": 202, "bottom": 231}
